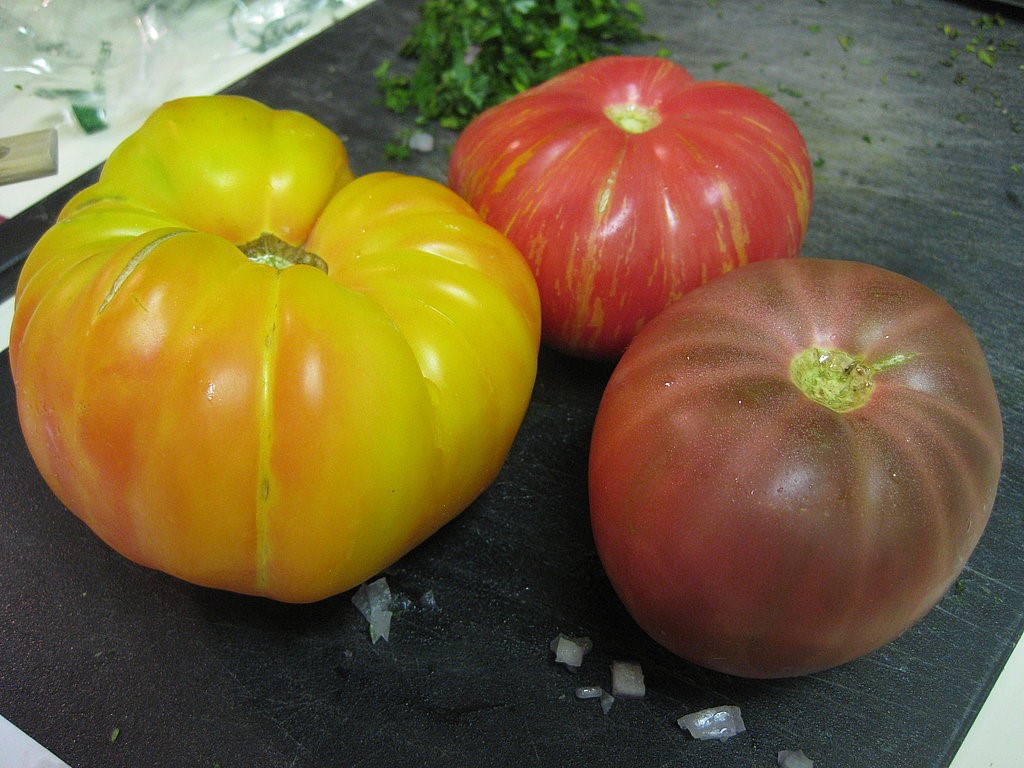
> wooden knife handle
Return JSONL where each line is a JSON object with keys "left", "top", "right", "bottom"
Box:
{"left": 0, "top": 128, "right": 59, "bottom": 186}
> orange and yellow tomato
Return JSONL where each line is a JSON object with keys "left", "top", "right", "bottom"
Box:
{"left": 10, "top": 95, "right": 541, "bottom": 602}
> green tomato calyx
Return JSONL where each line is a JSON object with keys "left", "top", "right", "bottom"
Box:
{"left": 241, "top": 233, "right": 327, "bottom": 273}
{"left": 604, "top": 102, "right": 661, "bottom": 134}
{"left": 790, "top": 347, "right": 911, "bottom": 413}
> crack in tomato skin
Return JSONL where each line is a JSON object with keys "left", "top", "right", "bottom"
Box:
{"left": 97, "top": 230, "right": 188, "bottom": 315}
{"left": 254, "top": 301, "right": 279, "bottom": 596}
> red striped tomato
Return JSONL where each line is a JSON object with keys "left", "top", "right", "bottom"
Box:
{"left": 589, "top": 258, "right": 1003, "bottom": 678}
{"left": 449, "top": 56, "right": 813, "bottom": 359}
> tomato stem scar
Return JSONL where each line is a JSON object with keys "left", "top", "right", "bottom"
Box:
{"left": 240, "top": 232, "right": 328, "bottom": 273}
{"left": 790, "top": 347, "right": 912, "bottom": 413}
{"left": 604, "top": 102, "right": 661, "bottom": 134}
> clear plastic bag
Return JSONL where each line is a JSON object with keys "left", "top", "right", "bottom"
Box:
{"left": 229, "top": 0, "right": 328, "bottom": 53}
{"left": 0, "top": 0, "right": 358, "bottom": 135}
{"left": 0, "top": 1, "right": 196, "bottom": 132}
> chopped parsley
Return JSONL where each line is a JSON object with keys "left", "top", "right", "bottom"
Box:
{"left": 375, "top": 0, "right": 657, "bottom": 132}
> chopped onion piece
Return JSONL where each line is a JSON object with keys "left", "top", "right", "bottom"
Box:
{"left": 463, "top": 44, "right": 481, "bottom": 66}
{"left": 778, "top": 749, "right": 814, "bottom": 768}
{"left": 351, "top": 577, "right": 393, "bottom": 644}
{"left": 573, "top": 685, "right": 614, "bottom": 714}
{"left": 408, "top": 131, "right": 435, "bottom": 153}
{"left": 677, "top": 705, "right": 746, "bottom": 742}
{"left": 600, "top": 691, "right": 615, "bottom": 715}
{"left": 610, "top": 660, "right": 645, "bottom": 698}
{"left": 550, "top": 633, "right": 593, "bottom": 671}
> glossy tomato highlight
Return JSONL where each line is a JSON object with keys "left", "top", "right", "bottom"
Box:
{"left": 449, "top": 56, "right": 813, "bottom": 359}
{"left": 10, "top": 96, "right": 541, "bottom": 603}
{"left": 588, "top": 258, "right": 1003, "bottom": 678}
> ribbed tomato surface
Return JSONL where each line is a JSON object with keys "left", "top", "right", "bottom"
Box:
{"left": 449, "top": 56, "right": 812, "bottom": 359}
{"left": 589, "top": 258, "right": 1003, "bottom": 677}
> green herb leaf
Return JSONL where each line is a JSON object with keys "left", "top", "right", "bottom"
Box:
{"left": 977, "top": 49, "right": 996, "bottom": 67}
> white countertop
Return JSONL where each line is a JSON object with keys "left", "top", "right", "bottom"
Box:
{"left": 0, "top": 1, "right": 1019, "bottom": 766}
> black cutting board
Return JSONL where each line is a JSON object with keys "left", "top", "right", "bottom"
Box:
{"left": 2, "top": 1, "right": 1022, "bottom": 766}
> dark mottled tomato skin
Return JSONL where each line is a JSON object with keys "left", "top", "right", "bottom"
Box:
{"left": 588, "top": 258, "right": 1003, "bottom": 678}
{"left": 448, "top": 56, "right": 812, "bottom": 360}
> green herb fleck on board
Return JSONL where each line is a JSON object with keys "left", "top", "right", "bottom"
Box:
{"left": 977, "top": 49, "right": 996, "bottom": 67}
{"left": 837, "top": 34, "right": 854, "bottom": 52}
{"left": 972, "top": 13, "right": 1005, "bottom": 31}
{"left": 940, "top": 13, "right": 1016, "bottom": 70}
{"left": 110, "top": 727, "right": 121, "bottom": 744}
{"left": 383, "top": 129, "right": 413, "bottom": 161}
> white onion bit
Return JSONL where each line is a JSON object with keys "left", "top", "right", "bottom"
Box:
{"left": 408, "top": 131, "right": 435, "bottom": 153}
{"left": 351, "top": 577, "right": 393, "bottom": 644}
{"left": 778, "top": 749, "right": 814, "bottom": 768}
{"left": 600, "top": 691, "right": 615, "bottom": 715}
{"left": 574, "top": 684, "right": 614, "bottom": 714}
{"left": 550, "top": 633, "right": 593, "bottom": 671}
{"left": 610, "top": 660, "right": 645, "bottom": 699}
{"left": 677, "top": 705, "right": 746, "bottom": 742}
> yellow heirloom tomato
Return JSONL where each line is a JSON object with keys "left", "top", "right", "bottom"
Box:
{"left": 10, "top": 95, "right": 541, "bottom": 603}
